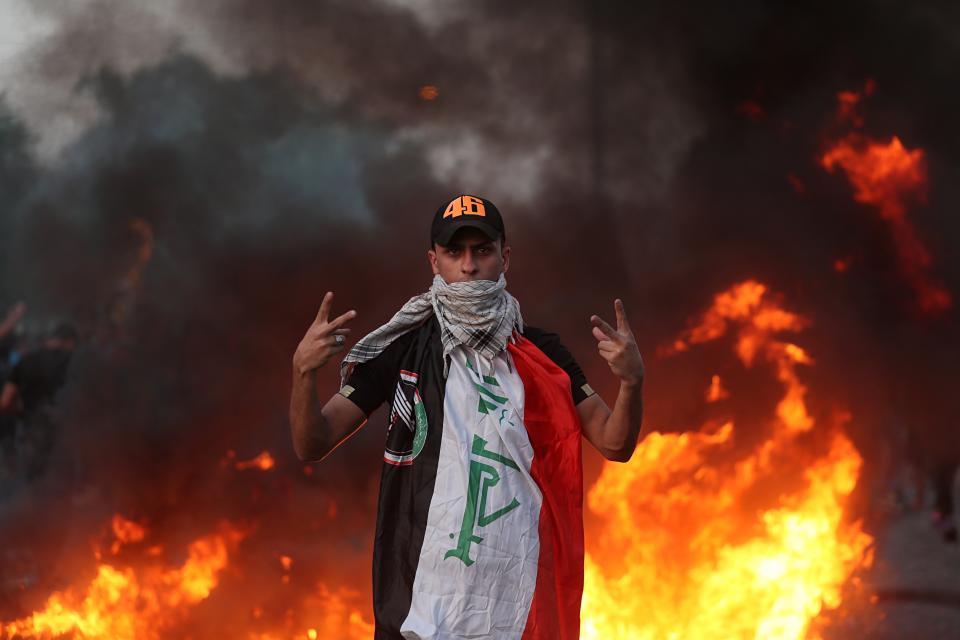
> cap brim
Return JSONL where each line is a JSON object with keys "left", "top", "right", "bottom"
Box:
{"left": 433, "top": 220, "right": 500, "bottom": 246}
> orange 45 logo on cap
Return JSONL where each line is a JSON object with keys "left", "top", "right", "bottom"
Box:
{"left": 443, "top": 195, "right": 486, "bottom": 219}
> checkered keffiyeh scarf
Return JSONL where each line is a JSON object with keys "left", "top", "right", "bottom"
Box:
{"left": 340, "top": 273, "right": 523, "bottom": 382}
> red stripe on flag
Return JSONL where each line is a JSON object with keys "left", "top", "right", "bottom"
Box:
{"left": 509, "top": 336, "right": 584, "bottom": 640}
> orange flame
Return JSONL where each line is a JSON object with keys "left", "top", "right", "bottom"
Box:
{"left": 821, "top": 86, "right": 951, "bottom": 315}
{"left": 418, "top": 85, "right": 439, "bottom": 101}
{"left": 236, "top": 451, "right": 276, "bottom": 471}
{"left": 245, "top": 583, "right": 374, "bottom": 640}
{"left": 821, "top": 136, "right": 925, "bottom": 222}
{"left": 3, "top": 521, "right": 244, "bottom": 640}
{"left": 581, "top": 281, "right": 873, "bottom": 639}
{"left": 109, "top": 515, "right": 147, "bottom": 555}
{"left": 706, "top": 374, "right": 729, "bottom": 402}
{"left": 102, "top": 217, "right": 155, "bottom": 343}
{"left": 835, "top": 79, "right": 874, "bottom": 127}
{"left": 293, "top": 584, "right": 375, "bottom": 640}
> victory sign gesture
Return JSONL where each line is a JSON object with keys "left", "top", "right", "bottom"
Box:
{"left": 590, "top": 299, "right": 645, "bottom": 387}
{"left": 293, "top": 291, "right": 357, "bottom": 375}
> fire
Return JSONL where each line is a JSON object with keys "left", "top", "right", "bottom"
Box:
{"left": 3, "top": 519, "right": 244, "bottom": 640}
{"left": 833, "top": 257, "right": 852, "bottom": 273}
{"left": 103, "top": 217, "right": 155, "bottom": 341}
{"left": 236, "top": 450, "right": 276, "bottom": 471}
{"left": 706, "top": 374, "right": 729, "bottom": 402}
{"left": 835, "top": 79, "right": 874, "bottom": 127}
{"left": 109, "top": 515, "right": 146, "bottom": 554}
{"left": 245, "top": 583, "right": 374, "bottom": 640}
{"left": 821, "top": 136, "right": 925, "bottom": 222}
{"left": 418, "top": 85, "right": 439, "bottom": 101}
{"left": 663, "top": 280, "right": 808, "bottom": 368}
{"left": 3, "top": 512, "right": 377, "bottom": 640}
{"left": 581, "top": 281, "right": 873, "bottom": 639}
{"left": 288, "top": 584, "right": 374, "bottom": 640}
{"left": 820, "top": 86, "right": 951, "bottom": 314}
{"left": 110, "top": 515, "right": 146, "bottom": 544}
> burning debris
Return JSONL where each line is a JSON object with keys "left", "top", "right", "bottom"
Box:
{"left": 1, "top": 514, "right": 376, "bottom": 640}
{"left": 234, "top": 451, "right": 277, "bottom": 472}
{"left": 3, "top": 519, "right": 244, "bottom": 640}
{"left": 580, "top": 281, "right": 874, "bottom": 639}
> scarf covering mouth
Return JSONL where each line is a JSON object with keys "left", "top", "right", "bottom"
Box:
{"left": 340, "top": 273, "right": 523, "bottom": 383}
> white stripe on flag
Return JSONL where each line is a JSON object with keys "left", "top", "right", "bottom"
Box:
{"left": 401, "top": 347, "right": 542, "bottom": 638}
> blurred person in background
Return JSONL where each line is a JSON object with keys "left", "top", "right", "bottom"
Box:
{"left": 0, "top": 301, "right": 27, "bottom": 482}
{"left": 0, "top": 301, "right": 27, "bottom": 383}
{"left": 931, "top": 458, "right": 958, "bottom": 543}
{"left": 0, "top": 321, "right": 79, "bottom": 481}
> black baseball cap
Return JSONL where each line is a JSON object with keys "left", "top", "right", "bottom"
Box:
{"left": 430, "top": 195, "right": 505, "bottom": 246}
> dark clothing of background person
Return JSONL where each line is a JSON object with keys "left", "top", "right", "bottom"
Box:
{"left": 4, "top": 346, "right": 74, "bottom": 479}
{"left": 932, "top": 459, "right": 959, "bottom": 543}
{"left": 0, "top": 333, "right": 17, "bottom": 379}
{"left": 8, "top": 348, "right": 73, "bottom": 414}
{"left": 0, "top": 335, "right": 19, "bottom": 443}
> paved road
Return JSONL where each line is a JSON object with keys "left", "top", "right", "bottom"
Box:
{"left": 825, "top": 511, "right": 960, "bottom": 639}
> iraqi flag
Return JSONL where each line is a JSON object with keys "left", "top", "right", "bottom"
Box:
{"left": 373, "top": 330, "right": 584, "bottom": 639}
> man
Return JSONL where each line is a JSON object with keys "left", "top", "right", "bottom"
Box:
{"left": 0, "top": 301, "right": 27, "bottom": 385}
{"left": 0, "top": 321, "right": 78, "bottom": 480}
{"left": 0, "top": 321, "right": 78, "bottom": 416}
{"left": 0, "top": 301, "right": 27, "bottom": 478}
{"left": 290, "top": 195, "right": 644, "bottom": 639}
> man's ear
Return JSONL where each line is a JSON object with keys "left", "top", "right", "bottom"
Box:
{"left": 501, "top": 244, "right": 511, "bottom": 274}
{"left": 427, "top": 248, "right": 440, "bottom": 275}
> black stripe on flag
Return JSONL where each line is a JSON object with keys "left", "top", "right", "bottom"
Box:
{"left": 372, "top": 318, "right": 446, "bottom": 636}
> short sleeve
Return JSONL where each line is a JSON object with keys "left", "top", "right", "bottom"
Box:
{"left": 339, "top": 331, "right": 414, "bottom": 417}
{"left": 522, "top": 326, "right": 595, "bottom": 405}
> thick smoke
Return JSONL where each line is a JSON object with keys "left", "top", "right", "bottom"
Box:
{"left": 0, "top": 0, "right": 959, "bottom": 631}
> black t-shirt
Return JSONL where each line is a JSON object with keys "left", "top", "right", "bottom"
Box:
{"left": 9, "top": 348, "right": 73, "bottom": 413}
{"left": 341, "top": 319, "right": 594, "bottom": 418}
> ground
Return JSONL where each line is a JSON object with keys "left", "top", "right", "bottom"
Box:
{"left": 825, "top": 510, "right": 960, "bottom": 639}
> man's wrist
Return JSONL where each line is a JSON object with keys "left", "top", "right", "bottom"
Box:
{"left": 292, "top": 360, "right": 320, "bottom": 379}
{"left": 619, "top": 375, "right": 644, "bottom": 390}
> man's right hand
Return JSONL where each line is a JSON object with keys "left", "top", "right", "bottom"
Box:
{"left": 292, "top": 292, "right": 357, "bottom": 375}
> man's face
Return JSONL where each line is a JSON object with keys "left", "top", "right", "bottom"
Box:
{"left": 427, "top": 227, "right": 511, "bottom": 284}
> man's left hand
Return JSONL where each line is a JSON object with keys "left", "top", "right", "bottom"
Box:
{"left": 591, "top": 299, "right": 645, "bottom": 387}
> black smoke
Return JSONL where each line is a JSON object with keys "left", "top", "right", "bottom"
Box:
{"left": 1, "top": 0, "right": 959, "bottom": 632}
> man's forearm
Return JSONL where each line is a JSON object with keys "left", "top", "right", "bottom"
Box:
{"left": 0, "top": 382, "right": 19, "bottom": 413}
{"left": 289, "top": 367, "right": 331, "bottom": 461}
{"left": 600, "top": 381, "right": 644, "bottom": 462}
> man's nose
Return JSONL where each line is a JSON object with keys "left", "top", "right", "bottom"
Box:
{"left": 461, "top": 251, "right": 478, "bottom": 274}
